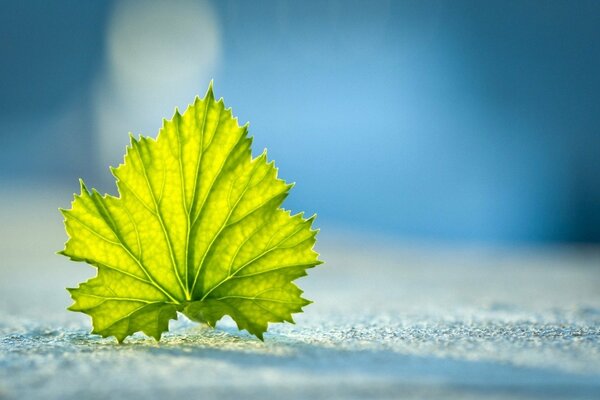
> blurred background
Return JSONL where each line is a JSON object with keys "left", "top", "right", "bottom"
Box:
{"left": 1, "top": 2, "right": 600, "bottom": 398}
{"left": 1, "top": 0, "right": 599, "bottom": 245}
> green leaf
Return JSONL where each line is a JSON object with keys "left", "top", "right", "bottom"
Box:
{"left": 59, "top": 83, "right": 321, "bottom": 342}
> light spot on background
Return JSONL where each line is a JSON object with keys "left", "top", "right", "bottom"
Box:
{"left": 93, "top": 0, "right": 221, "bottom": 174}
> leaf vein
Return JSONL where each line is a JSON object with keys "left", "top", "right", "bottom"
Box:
{"left": 132, "top": 141, "right": 187, "bottom": 299}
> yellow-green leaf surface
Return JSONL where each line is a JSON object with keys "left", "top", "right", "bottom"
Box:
{"left": 59, "top": 83, "right": 321, "bottom": 342}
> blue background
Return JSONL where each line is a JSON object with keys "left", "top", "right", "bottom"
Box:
{"left": 1, "top": 0, "right": 599, "bottom": 244}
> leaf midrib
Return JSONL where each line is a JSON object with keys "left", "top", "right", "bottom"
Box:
{"left": 133, "top": 139, "right": 188, "bottom": 300}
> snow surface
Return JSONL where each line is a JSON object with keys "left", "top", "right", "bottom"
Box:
{"left": 1, "top": 191, "right": 599, "bottom": 399}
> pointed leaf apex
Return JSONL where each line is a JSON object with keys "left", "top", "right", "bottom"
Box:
{"left": 205, "top": 80, "right": 215, "bottom": 100}
{"left": 78, "top": 179, "right": 88, "bottom": 193}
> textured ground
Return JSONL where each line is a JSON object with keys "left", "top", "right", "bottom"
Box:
{"left": 1, "top": 189, "right": 600, "bottom": 399}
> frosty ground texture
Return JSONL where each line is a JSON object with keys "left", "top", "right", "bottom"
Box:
{"left": 1, "top": 191, "right": 599, "bottom": 399}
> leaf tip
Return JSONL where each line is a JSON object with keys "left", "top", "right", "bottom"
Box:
{"left": 205, "top": 80, "right": 215, "bottom": 100}
{"left": 305, "top": 213, "right": 318, "bottom": 223}
{"left": 78, "top": 179, "right": 88, "bottom": 194}
{"left": 128, "top": 132, "right": 138, "bottom": 145}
